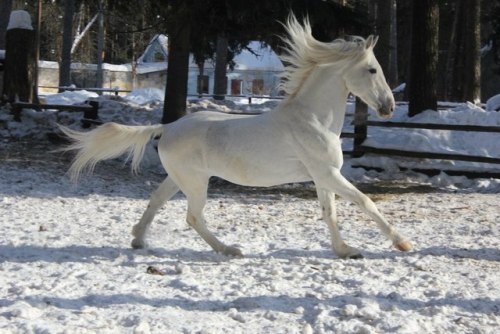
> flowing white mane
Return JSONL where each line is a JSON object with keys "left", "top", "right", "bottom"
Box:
{"left": 279, "top": 15, "right": 372, "bottom": 97}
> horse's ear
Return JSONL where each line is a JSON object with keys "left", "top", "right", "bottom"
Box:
{"left": 366, "top": 35, "right": 379, "bottom": 49}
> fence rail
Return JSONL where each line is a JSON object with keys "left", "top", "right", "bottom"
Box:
{"left": 11, "top": 101, "right": 99, "bottom": 128}
{"left": 365, "top": 120, "right": 500, "bottom": 133}
{"left": 349, "top": 101, "right": 500, "bottom": 177}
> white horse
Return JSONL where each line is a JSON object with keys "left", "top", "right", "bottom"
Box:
{"left": 60, "top": 16, "right": 412, "bottom": 259}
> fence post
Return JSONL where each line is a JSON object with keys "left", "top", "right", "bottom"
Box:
{"left": 81, "top": 100, "right": 99, "bottom": 128}
{"left": 11, "top": 103, "right": 22, "bottom": 122}
{"left": 3, "top": 11, "right": 38, "bottom": 104}
{"left": 353, "top": 97, "right": 368, "bottom": 158}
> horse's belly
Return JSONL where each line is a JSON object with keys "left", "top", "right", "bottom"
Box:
{"left": 210, "top": 156, "right": 311, "bottom": 187}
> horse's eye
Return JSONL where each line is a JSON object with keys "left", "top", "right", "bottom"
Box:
{"left": 369, "top": 68, "right": 377, "bottom": 74}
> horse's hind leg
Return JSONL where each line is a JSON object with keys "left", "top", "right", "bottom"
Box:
{"left": 131, "top": 177, "right": 180, "bottom": 249}
{"left": 317, "top": 189, "right": 363, "bottom": 259}
{"left": 179, "top": 176, "right": 243, "bottom": 257}
{"left": 317, "top": 168, "right": 412, "bottom": 252}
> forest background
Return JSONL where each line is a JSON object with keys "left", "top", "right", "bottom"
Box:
{"left": 0, "top": 0, "right": 499, "bottom": 121}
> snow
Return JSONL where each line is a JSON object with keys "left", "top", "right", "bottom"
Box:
{"left": 233, "top": 41, "right": 284, "bottom": 72}
{"left": 6, "top": 10, "right": 33, "bottom": 31}
{"left": 42, "top": 90, "right": 99, "bottom": 105}
{"left": 124, "top": 88, "right": 165, "bottom": 105}
{"left": 486, "top": 94, "right": 500, "bottom": 111}
{"left": 0, "top": 90, "right": 499, "bottom": 333}
{"left": 39, "top": 60, "right": 132, "bottom": 72}
{"left": 392, "top": 83, "right": 405, "bottom": 93}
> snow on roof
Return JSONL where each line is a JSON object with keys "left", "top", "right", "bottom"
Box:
{"left": 137, "top": 35, "right": 283, "bottom": 72}
{"left": 233, "top": 41, "right": 284, "bottom": 72}
{"left": 7, "top": 10, "right": 33, "bottom": 31}
{"left": 137, "top": 34, "right": 169, "bottom": 64}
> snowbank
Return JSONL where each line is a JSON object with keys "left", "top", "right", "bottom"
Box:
{"left": 124, "top": 88, "right": 164, "bottom": 105}
{"left": 42, "top": 90, "right": 99, "bottom": 105}
{"left": 486, "top": 94, "right": 500, "bottom": 111}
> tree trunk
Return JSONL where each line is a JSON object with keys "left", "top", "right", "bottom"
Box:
{"left": 444, "top": 2, "right": 460, "bottom": 101}
{"left": 3, "top": 27, "right": 37, "bottom": 103}
{"left": 388, "top": 0, "right": 398, "bottom": 87}
{"left": 408, "top": 0, "right": 439, "bottom": 117}
{"left": 213, "top": 35, "right": 228, "bottom": 100}
{"left": 374, "top": 0, "right": 392, "bottom": 85}
{"left": 59, "top": 0, "right": 75, "bottom": 91}
{"left": 463, "top": 0, "right": 481, "bottom": 103}
{"left": 0, "top": 0, "right": 12, "bottom": 50}
{"left": 397, "top": 0, "right": 412, "bottom": 99}
{"left": 95, "top": 1, "right": 104, "bottom": 89}
{"left": 447, "top": 0, "right": 481, "bottom": 103}
{"left": 450, "top": 1, "right": 466, "bottom": 101}
{"left": 71, "top": 13, "right": 98, "bottom": 54}
{"left": 162, "top": 15, "right": 191, "bottom": 124}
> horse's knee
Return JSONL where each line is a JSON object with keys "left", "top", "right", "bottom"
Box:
{"left": 186, "top": 212, "right": 198, "bottom": 228}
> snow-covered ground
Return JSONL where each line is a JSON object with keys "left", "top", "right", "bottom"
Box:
{"left": 0, "top": 91, "right": 499, "bottom": 333}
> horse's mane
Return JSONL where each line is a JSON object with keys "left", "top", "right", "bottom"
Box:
{"left": 279, "top": 15, "right": 370, "bottom": 97}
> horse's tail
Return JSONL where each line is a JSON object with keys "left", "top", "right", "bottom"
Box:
{"left": 59, "top": 122, "right": 165, "bottom": 182}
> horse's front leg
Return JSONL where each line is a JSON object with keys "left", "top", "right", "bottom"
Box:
{"left": 315, "top": 167, "right": 413, "bottom": 252}
{"left": 317, "top": 189, "right": 363, "bottom": 259}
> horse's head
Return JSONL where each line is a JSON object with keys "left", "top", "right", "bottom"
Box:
{"left": 342, "top": 36, "right": 395, "bottom": 119}
{"left": 280, "top": 16, "right": 395, "bottom": 118}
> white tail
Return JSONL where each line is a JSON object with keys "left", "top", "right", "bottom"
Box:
{"left": 59, "top": 122, "right": 164, "bottom": 181}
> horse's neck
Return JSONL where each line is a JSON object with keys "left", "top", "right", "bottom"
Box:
{"left": 285, "top": 67, "right": 349, "bottom": 135}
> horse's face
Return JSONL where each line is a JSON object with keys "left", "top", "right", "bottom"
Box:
{"left": 343, "top": 36, "right": 395, "bottom": 119}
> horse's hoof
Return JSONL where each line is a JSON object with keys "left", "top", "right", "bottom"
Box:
{"left": 395, "top": 240, "right": 413, "bottom": 252}
{"left": 347, "top": 253, "right": 364, "bottom": 260}
{"left": 131, "top": 239, "right": 147, "bottom": 249}
{"left": 335, "top": 245, "right": 362, "bottom": 259}
{"left": 222, "top": 246, "right": 243, "bottom": 258}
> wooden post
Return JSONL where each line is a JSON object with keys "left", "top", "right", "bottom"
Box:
{"left": 82, "top": 101, "right": 99, "bottom": 128}
{"left": 3, "top": 11, "right": 38, "bottom": 103}
{"left": 353, "top": 97, "right": 368, "bottom": 157}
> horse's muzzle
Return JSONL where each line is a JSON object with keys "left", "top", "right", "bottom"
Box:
{"left": 378, "top": 106, "right": 394, "bottom": 119}
{"left": 378, "top": 99, "right": 395, "bottom": 119}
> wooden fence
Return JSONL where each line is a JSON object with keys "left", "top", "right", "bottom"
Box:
{"left": 347, "top": 100, "right": 500, "bottom": 178}
{"left": 12, "top": 100, "right": 99, "bottom": 128}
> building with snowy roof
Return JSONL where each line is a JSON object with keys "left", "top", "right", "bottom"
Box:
{"left": 37, "top": 34, "right": 284, "bottom": 97}
{"left": 137, "top": 34, "right": 284, "bottom": 96}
